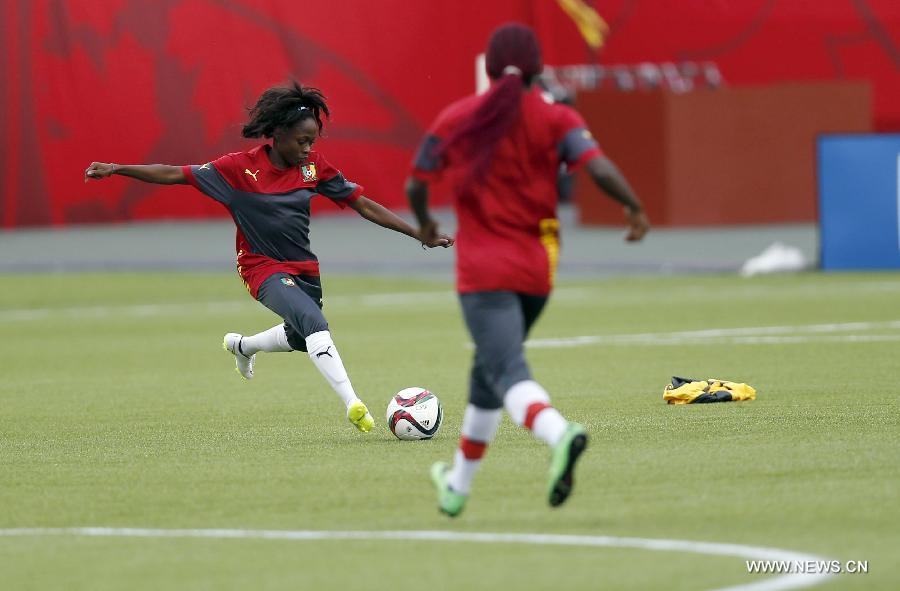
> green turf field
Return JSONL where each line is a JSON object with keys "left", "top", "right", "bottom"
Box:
{"left": 1, "top": 271, "right": 898, "bottom": 590}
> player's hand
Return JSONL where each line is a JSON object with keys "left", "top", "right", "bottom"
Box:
{"left": 624, "top": 207, "right": 649, "bottom": 242}
{"left": 428, "top": 232, "right": 454, "bottom": 248}
{"left": 84, "top": 162, "right": 117, "bottom": 183}
{"left": 419, "top": 219, "right": 454, "bottom": 248}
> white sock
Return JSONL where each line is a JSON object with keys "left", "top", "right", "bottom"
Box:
{"left": 532, "top": 407, "right": 568, "bottom": 447}
{"left": 447, "top": 405, "right": 502, "bottom": 495}
{"left": 306, "top": 330, "right": 359, "bottom": 409}
{"left": 504, "top": 379, "right": 568, "bottom": 447}
{"left": 239, "top": 323, "right": 293, "bottom": 355}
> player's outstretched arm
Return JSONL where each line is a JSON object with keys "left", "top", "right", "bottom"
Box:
{"left": 585, "top": 155, "right": 649, "bottom": 242}
{"left": 350, "top": 195, "right": 453, "bottom": 249}
{"left": 84, "top": 163, "right": 187, "bottom": 185}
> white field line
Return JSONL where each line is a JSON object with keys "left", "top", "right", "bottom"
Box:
{"left": 0, "top": 289, "right": 589, "bottom": 323}
{"left": 0, "top": 288, "right": 600, "bottom": 322}
{"left": 4, "top": 295, "right": 900, "bottom": 349}
{"left": 527, "top": 320, "right": 900, "bottom": 349}
{"left": 0, "top": 301, "right": 253, "bottom": 322}
{"left": 0, "top": 293, "right": 451, "bottom": 322}
{"left": 0, "top": 527, "right": 833, "bottom": 591}
{"left": 5, "top": 279, "right": 900, "bottom": 323}
{"left": 529, "top": 335, "right": 900, "bottom": 348}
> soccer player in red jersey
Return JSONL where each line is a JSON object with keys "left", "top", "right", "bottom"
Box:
{"left": 407, "top": 23, "right": 649, "bottom": 516}
{"left": 85, "top": 82, "right": 452, "bottom": 434}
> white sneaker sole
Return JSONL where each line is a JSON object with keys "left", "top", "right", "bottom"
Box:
{"left": 223, "top": 333, "right": 255, "bottom": 380}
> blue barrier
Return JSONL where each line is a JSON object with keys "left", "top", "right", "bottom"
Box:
{"left": 818, "top": 134, "right": 900, "bottom": 270}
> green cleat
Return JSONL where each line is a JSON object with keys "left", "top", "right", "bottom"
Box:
{"left": 431, "top": 462, "right": 467, "bottom": 517}
{"left": 548, "top": 423, "right": 589, "bottom": 507}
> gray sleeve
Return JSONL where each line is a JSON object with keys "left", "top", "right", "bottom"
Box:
{"left": 317, "top": 172, "right": 362, "bottom": 203}
{"left": 557, "top": 127, "right": 601, "bottom": 165}
{"left": 187, "top": 163, "right": 235, "bottom": 205}
{"left": 412, "top": 134, "right": 443, "bottom": 173}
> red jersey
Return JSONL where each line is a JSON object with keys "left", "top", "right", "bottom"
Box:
{"left": 183, "top": 145, "right": 363, "bottom": 298}
{"left": 410, "top": 88, "right": 601, "bottom": 296}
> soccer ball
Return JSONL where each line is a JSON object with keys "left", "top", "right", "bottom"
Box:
{"left": 386, "top": 387, "right": 443, "bottom": 440}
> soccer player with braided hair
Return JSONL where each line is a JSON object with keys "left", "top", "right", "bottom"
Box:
{"left": 85, "top": 81, "right": 452, "bottom": 434}
{"left": 407, "top": 23, "right": 649, "bottom": 516}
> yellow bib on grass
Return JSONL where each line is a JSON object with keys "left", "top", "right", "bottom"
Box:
{"left": 663, "top": 376, "right": 756, "bottom": 405}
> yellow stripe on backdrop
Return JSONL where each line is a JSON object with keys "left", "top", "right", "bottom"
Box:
{"left": 557, "top": 0, "right": 609, "bottom": 49}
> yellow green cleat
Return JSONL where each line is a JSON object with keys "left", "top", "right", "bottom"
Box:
{"left": 346, "top": 400, "right": 374, "bottom": 433}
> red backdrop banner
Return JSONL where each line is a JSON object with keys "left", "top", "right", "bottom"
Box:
{"left": 2, "top": 0, "right": 897, "bottom": 227}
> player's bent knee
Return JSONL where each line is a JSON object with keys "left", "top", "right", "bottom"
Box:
{"left": 284, "top": 323, "right": 307, "bottom": 352}
{"left": 300, "top": 315, "right": 329, "bottom": 340}
{"left": 468, "top": 387, "right": 504, "bottom": 411}
{"left": 494, "top": 359, "right": 532, "bottom": 395}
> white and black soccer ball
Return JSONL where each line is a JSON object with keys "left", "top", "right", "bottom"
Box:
{"left": 386, "top": 387, "right": 443, "bottom": 440}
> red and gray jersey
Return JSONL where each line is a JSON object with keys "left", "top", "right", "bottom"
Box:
{"left": 182, "top": 144, "right": 363, "bottom": 298}
{"left": 410, "top": 88, "right": 602, "bottom": 296}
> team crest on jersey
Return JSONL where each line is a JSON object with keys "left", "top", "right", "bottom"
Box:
{"left": 280, "top": 277, "right": 295, "bottom": 286}
{"left": 301, "top": 164, "right": 317, "bottom": 182}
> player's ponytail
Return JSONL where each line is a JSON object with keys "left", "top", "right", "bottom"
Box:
{"left": 242, "top": 81, "right": 330, "bottom": 139}
{"left": 438, "top": 23, "right": 542, "bottom": 191}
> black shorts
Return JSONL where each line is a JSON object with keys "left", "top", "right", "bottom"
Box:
{"left": 255, "top": 273, "right": 328, "bottom": 352}
{"left": 460, "top": 291, "right": 548, "bottom": 409}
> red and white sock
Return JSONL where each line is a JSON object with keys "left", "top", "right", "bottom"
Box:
{"left": 240, "top": 323, "right": 293, "bottom": 355}
{"left": 504, "top": 380, "right": 568, "bottom": 447}
{"left": 447, "top": 405, "right": 502, "bottom": 495}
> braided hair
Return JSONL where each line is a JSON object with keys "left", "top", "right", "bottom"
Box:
{"left": 241, "top": 81, "right": 330, "bottom": 139}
